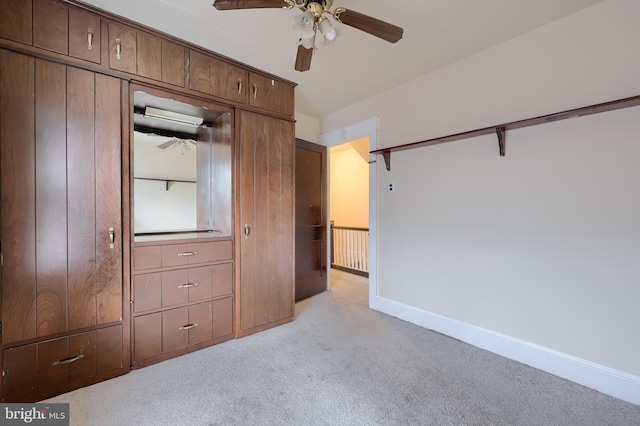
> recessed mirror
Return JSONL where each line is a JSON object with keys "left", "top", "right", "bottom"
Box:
{"left": 132, "top": 89, "right": 232, "bottom": 241}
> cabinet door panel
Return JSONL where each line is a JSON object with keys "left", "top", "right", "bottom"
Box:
{"left": 162, "top": 269, "right": 189, "bottom": 307}
{"left": 134, "top": 313, "right": 161, "bottom": 361}
{"left": 137, "top": 32, "right": 162, "bottom": 81}
{"left": 38, "top": 338, "right": 69, "bottom": 390}
{"left": 0, "top": 50, "right": 37, "bottom": 344}
{"left": 161, "top": 244, "right": 189, "bottom": 267}
{"left": 239, "top": 111, "right": 294, "bottom": 331}
{"left": 212, "top": 263, "right": 233, "bottom": 298}
{"left": 0, "top": 0, "right": 32, "bottom": 44}
{"left": 33, "top": 0, "right": 69, "bottom": 55}
{"left": 188, "top": 242, "right": 213, "bottom": 264}
{"left": 68, "top": 332, "right": 97, "bottom": 382}
{"left": 97, "top": 325, "right": 123, "bottom": 373}
{"left": 67, "top": 66, "right": 97, "bottom": 331}
{"left": 189, "top": 50, "right": 210, "bottom": 94}
{"left": 35, "top": 59, "right": 68, "bottom": 337}
{"left": 225, "top": 63, "right": 247, "bottom": 103}
{"left": 134, "top": 273, "right": 161, "bottom": 312}
{"left": 188, "top": 266, "right": 213, "bottom": 302}
{"left": 162, "top": 307, "right": 189, "bottom": 352}
{"left": 188, "top": 303, "right": 212, "bottom": 346}
{"left": 2, "top": 345, "right": 37, "bottom": 401}
{"left": 162, "top": 41, "right": 185, "bottom": 86}
{"left": 265, "top": 78, "right": 280, "bottom": 112}
{"left": 133, "top": 246, "right": 162, "bottom": 270}
{"left": 109, "top": 24, "right": 136, "bottom": 73}
{"left": 278, "top": 83, "right": 295, "bottom": 116}
{"left": 95, "top": 74, "right": 122, "bottom": 325}
{"left": 69, "top": 7, "right": 101, "bottom": 63}
{"left": 212, "top": 297, "right": 232, "bottom": 339}
{"left": 248, "top": 72, "right": 266, "bottom": 109}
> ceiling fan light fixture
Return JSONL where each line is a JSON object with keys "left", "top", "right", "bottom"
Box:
{"left": 318, "top": 17, "right": 336, "bottom": 41}
{"left": 300, "top": 34, "right": 315, "bottom": 49}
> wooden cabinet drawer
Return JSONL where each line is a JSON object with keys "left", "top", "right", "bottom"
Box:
{"left": 161, "top": 266, "right": 212, "bottom": 306}
{"left": 162, "top": 303, "right": 213, "bottom": 352}
{"left": 162, "top": 242, "right": 212, "bottom": 266}
{"left": 2, "top": 325, "right": 123, "bottom": 401}
{"left": 133, "top": 245, "right": 162, "bottom": 270}
{"left": 68, "top": 7, "right": 101, "bottom": 63}
{"left": 134, "top": 264, "right": 231, "bottom": 312}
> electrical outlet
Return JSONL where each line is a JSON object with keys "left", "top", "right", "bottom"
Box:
{"left": 388, "top": 182, "right": 395, "bottom": 192}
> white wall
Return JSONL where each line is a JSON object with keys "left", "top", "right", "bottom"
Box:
{"left": 295, "top": 111, "right": 321, "bottom": 143}
{"left": 320, "top": 0, "right": 640, "bottom": 404}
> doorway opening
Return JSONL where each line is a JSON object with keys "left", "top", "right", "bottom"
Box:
{"left": 319, "top": 117, "right": 379, "bottom": 306}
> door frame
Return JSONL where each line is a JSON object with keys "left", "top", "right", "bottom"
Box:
{"left": 319, "top": 117, "right": 378, "bottom": 302}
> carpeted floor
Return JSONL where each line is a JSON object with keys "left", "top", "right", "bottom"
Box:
{"left": 45, "top": 270, "right": 640, "bottom": 425}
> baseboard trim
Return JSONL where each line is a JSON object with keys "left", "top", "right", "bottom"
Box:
{"left": 370, "top": 295, "right": 640, "bottom": 406}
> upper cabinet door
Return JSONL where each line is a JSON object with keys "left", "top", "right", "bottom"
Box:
{"left": 248, "top": 72, "right": 266, "bottom": 109}
{"left": 162, "top": 40, "right": 185, "bottom": 87}
{"left": 0, "top": 0, "right": 32, "bottom": 44}
{"left": 69, "top": 7, "right": 101, "bottom": 63}
{"left": 210, "top": 57, "right": 246, "bottom": 104}
{"left": 109, "top": 23, "right": 137, "bottom": 74}
{"left": 136, "top": 31, "right": 162, "bottom": 81}
{"left": 33, "top": 0, "right": 68, "bottom": 55}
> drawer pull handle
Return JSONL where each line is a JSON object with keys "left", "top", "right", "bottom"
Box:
{"left": 178, "top": 251, "right": 198, "bottom": 257}
{"left": 109, "top": 227, "right": 115, "bottom": 249}
{"left": 237, "top": 78, "right": 243, "bottom": 94}
{"left": 115, "top": 38, "right": 122, "bottom": 60}
{"left": 87, "top": 28, "right": 94, "bottom": 51}
{"left": 52, "top": 354, "right": 84, "bottom": 366}
{"left": 178, "top": 282, "right": 199, "bottom": 289}
{"left": 179, "top": 323, "right": 198, "bottom": 331}
{"left": 253, "top": 83, "right": 258, "bottom": 99}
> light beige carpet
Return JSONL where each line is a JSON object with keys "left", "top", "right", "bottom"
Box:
{"left": 45, "top": 269, "right": 640, "bottom": 425}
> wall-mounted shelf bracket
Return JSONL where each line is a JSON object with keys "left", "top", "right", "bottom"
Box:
{"left": 496, "top": 127, "right": 505, "bottom": 157}
{"left": 382, "top": 150, "right": 391, "bottom": 171}
{"left": 370, "top": 94, "right": 640, "bottom": 171}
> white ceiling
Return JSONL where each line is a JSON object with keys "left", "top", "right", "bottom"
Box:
{"left": 80, "top": 0, "right": 604, "bottom": 118}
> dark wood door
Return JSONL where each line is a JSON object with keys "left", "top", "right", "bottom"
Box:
{"left": 238, "top": 110, "right": 294, "bottom": 336}
{"left": 295, "top": 139, "right": 327, "bottom": 301}
{"left": 0, "top": 50, "right": 124, "bottom": 401}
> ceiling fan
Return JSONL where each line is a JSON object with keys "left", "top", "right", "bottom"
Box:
{"left": 212, "top": 0, "right": 404, "bottom": 72}
{"left": 157, "top": 137, "right": 197, "bottom": 154}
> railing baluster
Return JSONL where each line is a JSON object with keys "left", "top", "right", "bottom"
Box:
{"left": 330, "top": 225, "right": 369, "bottom": 277}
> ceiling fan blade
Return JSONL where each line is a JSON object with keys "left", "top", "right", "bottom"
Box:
{"left": 295, "top": 45, "right": 313, "bottom": 72}
{"left": 157, "top": 139, "right": 177, "bottom": 149}
{"left": 213, "top": 0, "right": 286, "bottom": 10}
{"left": 336, "top": 9, "right": 403, "bottom": 43}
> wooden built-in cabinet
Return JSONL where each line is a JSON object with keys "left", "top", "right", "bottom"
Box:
{"left": 237, "top": 110, "right": 295, "bottom": 336}
{"left": 131, "top": 240, "right": 234, "bottom": 367}
{"left": 0, "top": 49, "right": 127, "bottom": 402}
{"left": 0, "top": 0, "right": 101, "bottom": 63}
{"left": 189, "top": 50, "right": 247, "bottom": 104}
{"left": 248, "top": 72, "right": 295, "bottom": 116}
{"left": 0, "top": 0, "right": 296, "bottom": 401}
{"left": 109, "top": 23, "right": 185, "bottom": 87}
